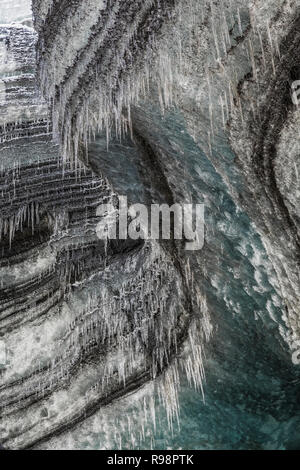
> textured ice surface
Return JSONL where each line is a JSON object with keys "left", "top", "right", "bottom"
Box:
{"left": 1, "top": 0, "right": 300, "bottom": 451}
{"left": 0, "top": 0, "right": 32, "bottom": 25}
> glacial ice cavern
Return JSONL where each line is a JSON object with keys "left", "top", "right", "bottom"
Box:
{"left": 0, "top": 0, "right": 300, "bottom": 450}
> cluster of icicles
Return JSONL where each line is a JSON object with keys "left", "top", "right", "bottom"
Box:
{"left": 33, "top": 0, "right": 292, "bottom": 168}
{"left": 0, "top": 0, "right": 224, "bottom": 446}
{"left": 0, "top": 238, "right": 212, "bottom": 444}
{"left": 0, "top": 157, "right": 105, "bottom": 248}
{"left": 34, "top": 0, "right": 193, "bottom": 164}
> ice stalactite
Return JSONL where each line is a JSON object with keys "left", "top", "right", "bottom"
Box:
{"left": 32, "top": 0, "right": 215, "bottom": 165}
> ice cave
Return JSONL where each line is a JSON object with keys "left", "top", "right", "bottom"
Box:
{"left": 0, "top": 0, "right": 300, "bottom": 451}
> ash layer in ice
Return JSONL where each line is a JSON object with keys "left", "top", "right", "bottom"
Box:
{"left": 0, "top": 13, "right": 208, "bottom": 449}
{"left": 1, "top": 0, "right": 300, "bottom": 451}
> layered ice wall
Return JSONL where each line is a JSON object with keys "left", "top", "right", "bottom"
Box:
{"left": 31, "top": 0, "right": 300, "bottom": 362}
{"left": 31, "top": 0, "right": 182, "bottom": 162}
{"left": 0, "top": 0, "right": 300, "bottom": 451}
{"left": 0, "top": 1, "right": 209, "bottom": 449}
{"left": 171, "top": 0, "right": 300, "bottom": 362}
